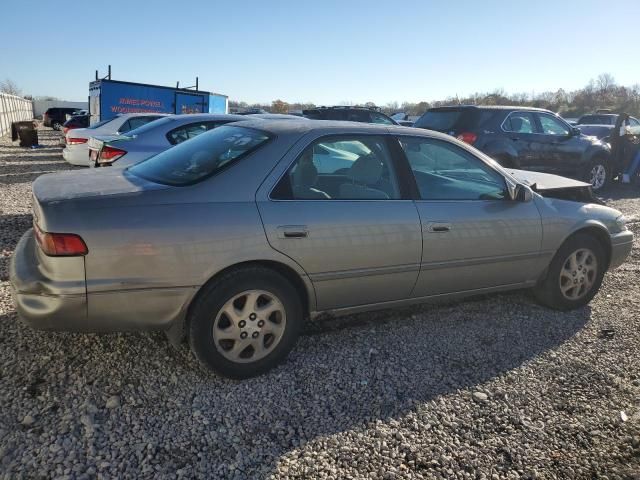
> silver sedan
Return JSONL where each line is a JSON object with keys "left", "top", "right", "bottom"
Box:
{"left": 10, "top": 120, "right": 634, "bottom": 378}
{"left": 87, "top": 113, "right": 249, "bottom": 168}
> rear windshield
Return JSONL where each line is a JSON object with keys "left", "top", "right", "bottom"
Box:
{"left": 87, "top": 119, "right": 114, "bottom": 129}
{"left": 125, "top": 116, "right": 174, "bottom": 137}
{"left": 414, "top": 110, "right": 466, "bottom": 131}
{"left": 577, "top": 115, "right": 615, "bottom": 125}
{"left": 129, "top": 125, "right": 270, "bottom": 186}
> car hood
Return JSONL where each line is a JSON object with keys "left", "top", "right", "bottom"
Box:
{"left": 33, "top": 168, "right": 167, "bottom": 205}
{"left": 506, "top": 169, "right": 597, "bottom": 203}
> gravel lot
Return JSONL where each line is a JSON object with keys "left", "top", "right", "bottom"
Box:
{"left": 1, "top": 128, "right": 639, "bottom": 479}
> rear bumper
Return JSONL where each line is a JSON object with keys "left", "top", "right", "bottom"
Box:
{"left": 609, "top": 230, "right": 634, "bottom": 269}
{"left": 10, "top": 230, "right": 88, "bottom": 330}
{"left": 62, "top": 145, "right": 89, "bottom": 166}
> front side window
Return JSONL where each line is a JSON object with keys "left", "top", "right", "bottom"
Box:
{"left": 129, "top": 126, "right": 270, "bottom": 186}
{"left": 272, "top": 136, "right": 401, "bottom": 200}
{"left": 538, "top": 114, "right": 571, "bottom": 135}
{"left": 399, "top": 137, "right": 507, "bottom": 200}
{"left": 502, "top": 112, "right": 536, "bottom": 134}
{"left": 370, "top": 112, "right": 395, "bottom": 125}
{"left": 167, "top": 121, "right": 226, "bottom": 145}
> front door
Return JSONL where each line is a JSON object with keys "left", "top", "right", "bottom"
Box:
{"left": 175, "top": 92, "right": 205, "bottom": 114}
{"left": 396, "top": 136, "right": 544, "bottom": 297}
{"left": 534, "top": 112, "right": 584, "bottom": 177}
{"left": 257, "top": 134, "right": 422, "bottom": 311}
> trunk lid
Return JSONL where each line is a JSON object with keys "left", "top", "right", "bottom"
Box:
{"left": 32, "top": 168, "right": 167, "bottom": 206}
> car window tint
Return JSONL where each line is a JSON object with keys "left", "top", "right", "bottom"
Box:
{"left": 272, "top": 137, "right": 401, "bottom": 200}
{"left": 630, "top": 118, "right": 640, "bottom": 127}
{"left": 502, "top": 112, "right": 536, "bottom": 134}
{"left": 370, "top": 112, "right": 394, "bottom": 125}
{"left": 345, "top": 110, "right": 370, "bottom": 123}
{"left": 399, "top": 137, "right": 507, "bottom": 201}
{"left": 167, "top": 121, "right": 223, "bottom": 145}
{"left": 538, "top": 114, "right": 570, "bottom": 135}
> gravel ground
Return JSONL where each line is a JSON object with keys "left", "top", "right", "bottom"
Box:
{"left": 1, "top": 128, "right": 639, "bottom": 479}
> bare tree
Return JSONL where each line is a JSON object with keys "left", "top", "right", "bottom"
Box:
{"left": 0, "top": 78, "right": 22, "bottom": 96}
{"left": 596, "top": 73, "right": 616, "bottom": 93}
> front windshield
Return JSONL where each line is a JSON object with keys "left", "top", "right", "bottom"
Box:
{"left": 129, "top": 125, "right": 270, "bottom": 186}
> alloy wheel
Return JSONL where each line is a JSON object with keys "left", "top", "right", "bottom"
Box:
{"left": 212, "top": 290, "right": 286, "bottom": 363}
{"left": 559, "top": 248, "right": 598, "bottom": 300}
{"left": 589, "top": 164, "right": 606, "bottom": 190}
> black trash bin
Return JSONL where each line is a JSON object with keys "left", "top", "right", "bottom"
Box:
{"left": 11, "top": 121, "right": 38, "bottom": 147}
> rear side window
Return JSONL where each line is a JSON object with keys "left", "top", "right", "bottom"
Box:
{"left": 414, "top": 110, "right": 464, "bottom": 131}
{"left": 271, "top": 136, "right": 401, "bottom": 200}
{"left": 129, "top": 126, "right": 270, "bottom": 186}
{"left": 502, "top": 112, "right": 536, "bottom": 134}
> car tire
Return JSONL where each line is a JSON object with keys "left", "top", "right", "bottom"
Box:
{"left": 533, "top": 233, "right": 606, "bottom": 311}
{"left": 586, "top": 157, "right": 610, "bottom": 191}
{"left": 188, "top": 266, "right": 304, "bottom": 379}
{"left": 52, "top": 121, "right": 62, "bottom": 131}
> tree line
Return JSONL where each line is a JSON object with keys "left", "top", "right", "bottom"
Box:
{"left": 230, "top": 74, "right": 640, "bottom": 119}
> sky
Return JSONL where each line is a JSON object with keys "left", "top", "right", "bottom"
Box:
{"left": 1, "top": 0, "right": 639, "bottom": 105}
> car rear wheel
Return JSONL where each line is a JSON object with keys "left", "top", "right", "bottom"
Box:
{"left": 188, "top": 266, "right": 303, "bottom": 378}
{"left": 533, "top": 233, "right": 606, "bottom": 310}
{"left": 52, "top": 121, "right": 62, "bottom": 131}
{"left": 587, "top": 158, "right": 610, "bottom": 191}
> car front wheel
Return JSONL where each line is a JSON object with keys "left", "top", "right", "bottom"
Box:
{"left": 587, "top": 158, "right": 610, "bottom": 191}
{"left": 533, "top": 233, "right": 606, "bottom": 310}
{"left": 189, "top": 266, "right": 303, "bottom": 378}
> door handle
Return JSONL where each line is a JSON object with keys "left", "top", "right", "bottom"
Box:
{"left": 426, "top": 222, "right": 451, "bottom": 233}
{"left": 277, "top": 225, "right": 308, "bottom": 239}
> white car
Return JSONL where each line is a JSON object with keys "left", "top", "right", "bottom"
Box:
{"left": 62, "top": 113, "right": 168, "bottom": 166}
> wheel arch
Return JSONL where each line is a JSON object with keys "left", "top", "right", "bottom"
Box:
{"left": 539, "top": 224, "right": 612, "bottom": 284}
{"left": 166, "top": 259, "right": 314, "bottom": 344}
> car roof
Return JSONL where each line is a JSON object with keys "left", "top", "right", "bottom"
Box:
{"left": 163, "top": 113, "right": 247, "bottom": 122}
{"left": 428, "top": 105, "right": 552, "bottom": 113}
{"left": 231, "top": 118, "right": 455, "bottom": 142}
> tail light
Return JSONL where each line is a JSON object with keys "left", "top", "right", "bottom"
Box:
{"left": 98, "top": 145, "right": 126, "bottom": 165}
{"left": 67, "top": 137, "right": 88, "bottom": 145}
{"left": 33, "top": 222, "right": 88, "bottom": 256}
{"left": 456, "top": 132, "right": 478, "bottom": 144}
{"left": 63, "top": 127, "right": 70, "bottom": 135}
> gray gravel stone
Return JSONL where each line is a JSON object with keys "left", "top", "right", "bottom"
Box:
{"left": 1, "top": 127, "right": 640, "bottom": 478}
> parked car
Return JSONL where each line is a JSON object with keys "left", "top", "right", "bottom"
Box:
{"left": 10, "top": 120, "right": 633, "bottom": 378}
{"left": 413, "top": 106, "right": 613, "bottom": 190}
{"left": 62, "top": 113, "right": 168, "bottom": 166}
{"left": 87, "top": 114, "right": 248, "bottom": 168}
{"left": 576, "top": 113, "right": 640, "bottom": 126}
{"left": 303, "top": 106, "right": 398, "bottom": 125}
{"left": 43, "top": 108, "right": 80, "bottom": 130}
{"left": 62, "top": 115, "right": 89, "bottom": 135}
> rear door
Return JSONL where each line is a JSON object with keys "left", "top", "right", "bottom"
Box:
{"left": 500, "top": 111, "right": 542, "bottom": 169}
{"left": 397, "top": 135, "right": 543, "bottom": 296}
{"left": 534, "top": 112, "right": 583, "bottom": 176}
{"left": 257, "top": 133, "right": 422, "bottom": 311}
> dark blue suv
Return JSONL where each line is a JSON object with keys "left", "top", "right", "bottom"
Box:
{"left": 414, "top": 106, "right": 612, "bottom": 191}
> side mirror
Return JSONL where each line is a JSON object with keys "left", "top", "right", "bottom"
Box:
{"left": 571, "top": 127, "right": 581, "bottom": 136}
{"left": 512, "top": 184, "right": 533, "bottom": 202}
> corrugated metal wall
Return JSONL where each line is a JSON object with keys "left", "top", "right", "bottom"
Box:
{"left": 0, "top": 93, "right": 33, "bottom": 138}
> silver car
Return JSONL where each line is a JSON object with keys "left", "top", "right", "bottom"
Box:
{"left": 10, "top": 120, "right": 634, "bottom": 378}
{"left": 87, "top": 114, "right": 248, "bottom": 168}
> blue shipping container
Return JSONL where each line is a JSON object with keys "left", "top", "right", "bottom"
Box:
{"left": 89, "top": 79, "right": 228, "bottom": 124}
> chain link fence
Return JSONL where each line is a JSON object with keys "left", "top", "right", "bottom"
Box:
{"left": 0, "top": 93, "right": 33, "bottom": 138}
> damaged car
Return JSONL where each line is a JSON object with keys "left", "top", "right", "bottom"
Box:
{"left": 10, "top": 120, "right": 633, "bottom": 378}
